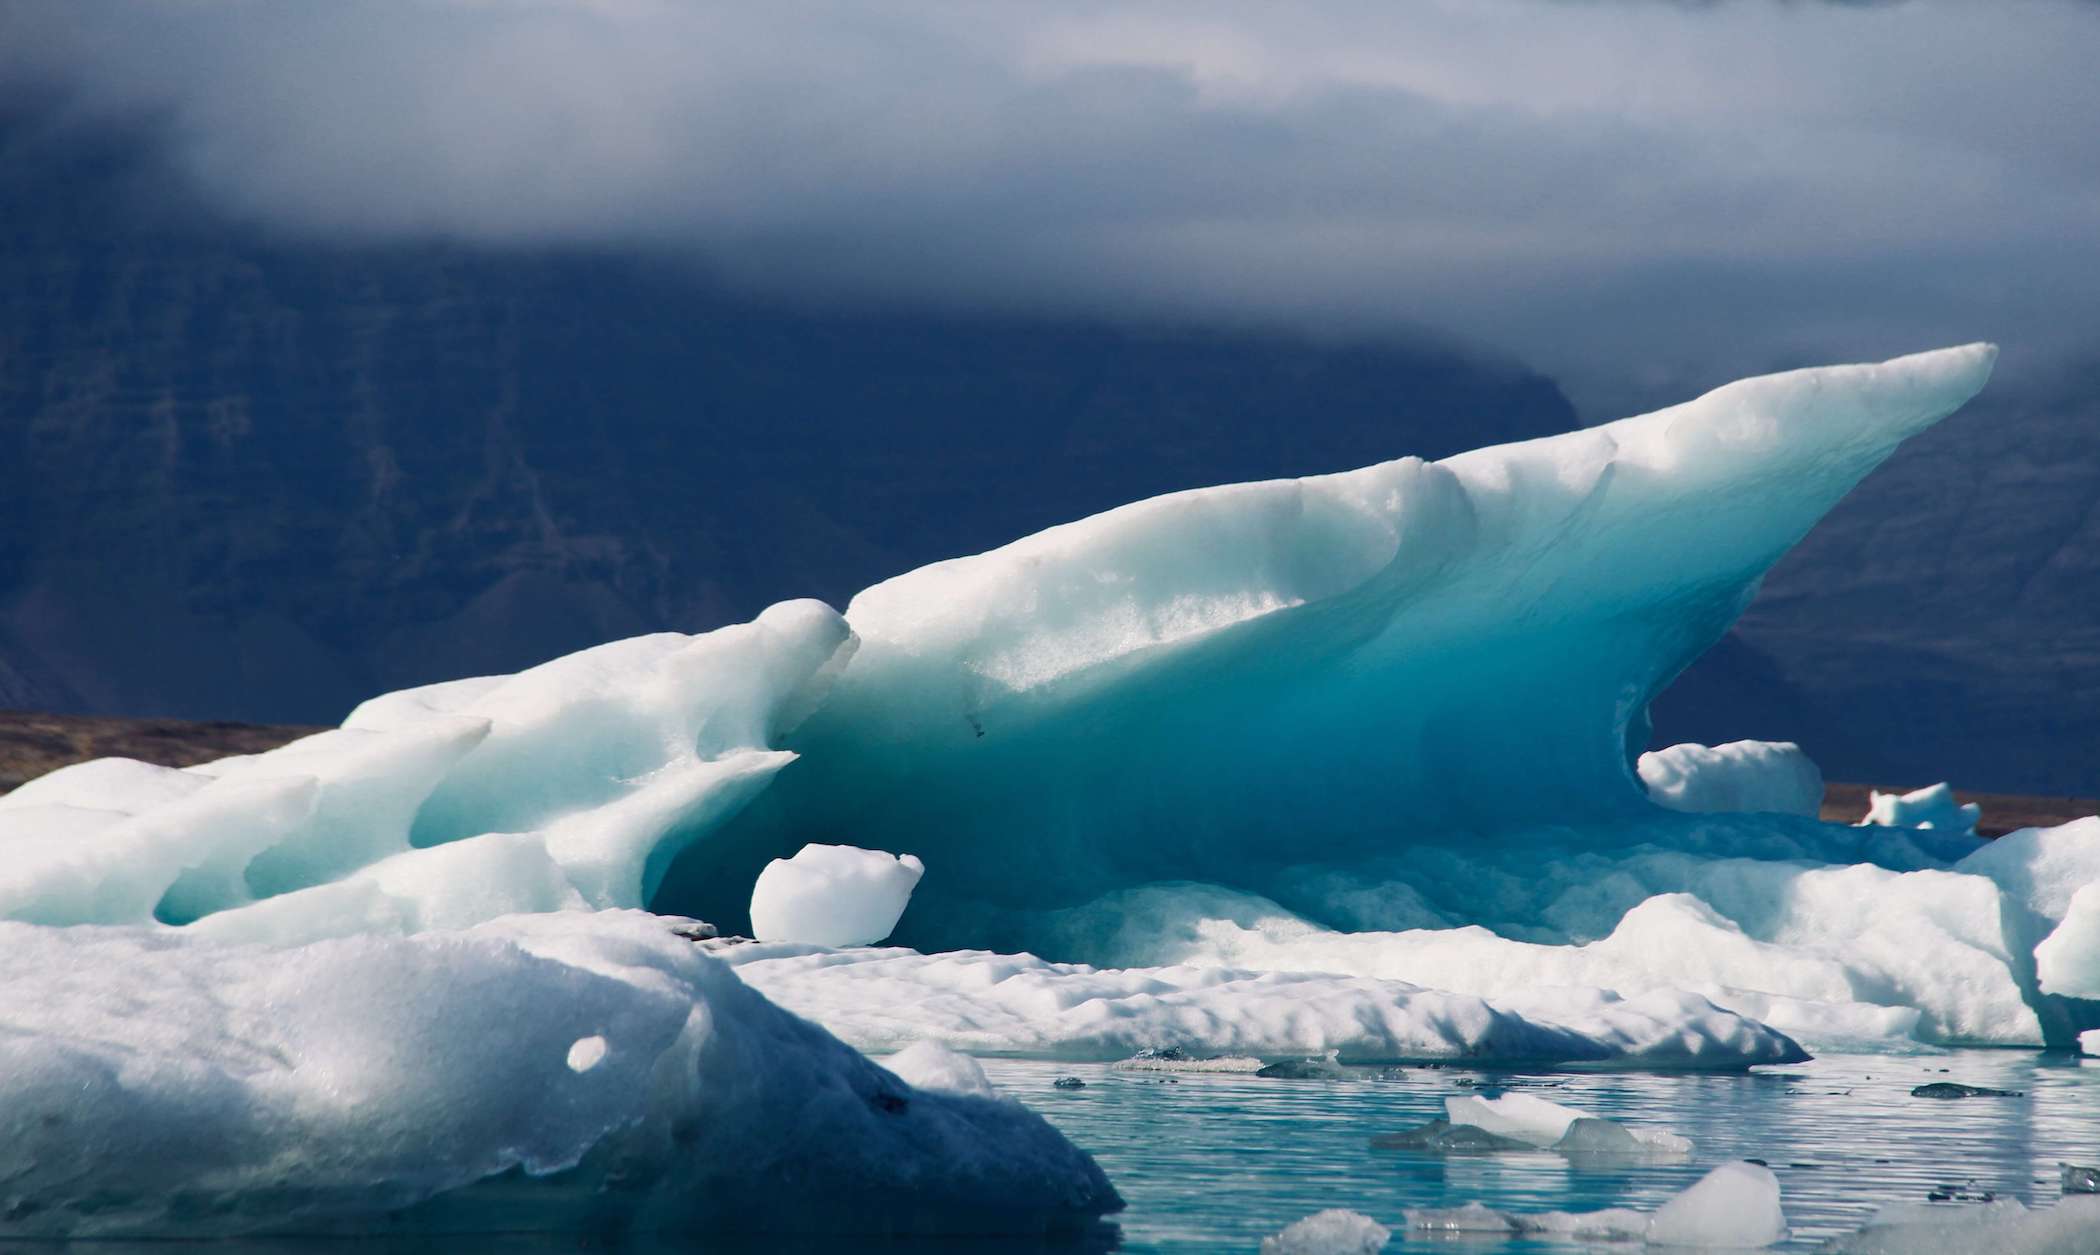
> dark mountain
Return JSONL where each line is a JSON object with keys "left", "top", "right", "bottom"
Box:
{"left": 5, "top": 106, "right": 2093, "bottom": 796}
{"left": 1660, "top": 369, "right": 2100, "bottom": 796}
{"left": 0, "top": 109, "right": 1574, "bottom": 724}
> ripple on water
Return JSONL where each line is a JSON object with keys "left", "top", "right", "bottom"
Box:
{"left": 990, "top": 1049, "right": 2100, "bottom": 1253}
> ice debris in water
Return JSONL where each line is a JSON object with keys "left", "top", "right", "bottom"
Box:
{"left": 1402, "top": 1162, "right": 1785, "bottom": 1248}
{"left": 1910, "top": 1081, "right": 2022, "bottom": 1099}
{"left": 1259, "top": 1209, "right": 1392, "bottom": 1255}
{"left": 748, "top": 843, "right": 924, "bottom": 946}
{"left": 1256, "top": 1050, "right": 1353, "bottom": 1079}
{"left": 1858, "top": 782, "right": 1981, "bottom": 835}
{"left": 1111, "top": 1046, "right": 1265, "bottom": 1073}
{"left": 0, "top": 911, "right": 1117, "bottom": 1239}
{"left": 1638, "top": 741, "right": 1822, "bottom": 817}
{"left": 1823, "top": 1195, "right": 2100, "bottom": 1254}
{"left": 879, "top": 1040, "right": 997, "bottom": 1098}
{"left": 1374, "top": 1091, "right": 1689, "bottom": 1157}
{"left": 1645, "top": 1162, "right": 1788, "bottom": 1247}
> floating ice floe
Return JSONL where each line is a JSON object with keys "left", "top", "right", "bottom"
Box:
{"left": 1402, "top": 1161, "right": 1785, "bottom": 1248}
{"left": 748, "top": 843, "right": 923, "bottom": 946}
{"left": 1822, "top": 1196, "right": 2100, "bottom": 1254}
{"left": 1372, "top": 1091, "right": 1690, "bottom": 1158}
{"left": 1858, "top": 782, "right": 1982, "bottom": 835}
{"left": 1260, "top": 1208, "right": 1392, "bottom": 1255}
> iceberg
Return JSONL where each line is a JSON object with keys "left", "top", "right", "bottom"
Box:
{"left": 12, "top": 342, "right": 2097, "bottom": 1231}
{"left": 0, "top": 911, "right": 1117, "bottom": 1239}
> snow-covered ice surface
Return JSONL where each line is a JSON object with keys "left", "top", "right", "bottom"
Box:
{"left": 12, "top": 344, "right": 2100, "bottom": 1236}
{"left": 0, "top": 911, "right": 1117, "bottom": 1240}
{"left": 713, "top": 939, "right": 1808, "bottom": 1066}
{"left": 748, "top": 843, "right": 923, "bottom": 946}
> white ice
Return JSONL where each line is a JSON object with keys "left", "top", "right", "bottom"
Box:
{"left": 1858, "top": 782, "right": 1981, "bottom": 835}
{"left": 880, "top": 1039, "right": 998, "bottom": 1098}
{"left": 1645, "top": 1161, "right": 1788, "bottom": 1247}
{"left": 7, "top": 345, "right": 2089, "bottom": 1231}
{"left": 714, "top": 940, "right": 1806, "bottom": 1067}
{"left": 749, "top": 843, "right": 924, "bottom": 946}
{"left": 1639, "top": 741, "right": 1823, "bottom": 817}
{"left": 1260, "top": 1209, "right": 1393, "bottom": 1255}
{"left": 1445, "top": 1092, "right": 1691, "bottom": 1154}
{"left": 1401, "top": 1161, "right": 1784, "bottom": 1248}
{"left": 0, "top": 911, "right": 1115, "bottom": 1239}
{"left": 1823, "top": 1196, "right": 2100, "bottom": 1254}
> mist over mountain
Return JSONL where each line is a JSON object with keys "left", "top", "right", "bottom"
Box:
{"left": 0, "top": 111, "right": 1572, "bottom": 723}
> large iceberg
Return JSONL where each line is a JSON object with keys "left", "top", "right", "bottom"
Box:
{"left": 0, "top": 911, "right": 1117, "bottom": 1238}
{"left": 12, "top": 342, "right": 2100, "bottom": 1230}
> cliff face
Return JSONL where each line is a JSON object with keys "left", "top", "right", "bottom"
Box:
{"left": 0, "top": 113, "right": 1575, "bottom": 723}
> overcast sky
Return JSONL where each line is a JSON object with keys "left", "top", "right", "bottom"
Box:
{"left": 4, "top": 0, "right": 2096, "bottom": 416}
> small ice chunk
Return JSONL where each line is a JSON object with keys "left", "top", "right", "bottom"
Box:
{"left": 748, "top": 844, "right": 924, "bottom": 946}
{"left": 1555, "top": 1116, "right": 1693, "bottom": 1158}
{"left": 1443, "top": 1091, "right": 1689, "bottom": 1155}
{"left": 1638, "top": 741, "right": 1823, "bottom": 817}
{"left": 1524, "top": 1207, "right": 1650, "bottom": 1240}
{"left": 1857, "top": 782, "right": 1981, "bottom": 835}
{"left": 565, "top": 1034, "right": 608, "bottom": 1072}
{"left": 881, "top": 1040, "right": 995, "bottom": 1098}
{"left": 1257, "top": 1050, "right": 1348, "bottom": 1079}
{"left": 1259, "top": 1208, "right": 1392, "bottom": 1254}
{"left": 1402, "top": 1201, "right": 1514, "bottom": 1234}
{"left": 2083, "top": 1029, "right": 2100, "bottom": 1057}
{"left": 1646, "top": 1161, "right": 1787, "bottom": 1248}
{"left": 1445, "top": 1092, "right": 1586, "bottom": 1145}
{"left": 1910, "top": 1082, "right": 2021, "bottom": 1098}
{"left": 1111, "top": 1046, "right": 1264, "bottom": 1073}
{"left": 1371, "top": 1119, "right": 1534, "bottom": 1153}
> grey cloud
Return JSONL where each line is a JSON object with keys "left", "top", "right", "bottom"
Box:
{"left": 3, "top": 0, "right": 2096, "bottom": 415}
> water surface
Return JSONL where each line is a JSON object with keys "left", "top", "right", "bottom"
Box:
{"left": 991, "top": 1049, "right": 2100, "bottom": 1251}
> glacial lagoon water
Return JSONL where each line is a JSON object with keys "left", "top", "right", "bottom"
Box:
{"left": 0, "top": 1049, "right": 2091, "bottom": 1253}
{"left": 987, "top": 1049, "right": 2100, "bottom": 1252}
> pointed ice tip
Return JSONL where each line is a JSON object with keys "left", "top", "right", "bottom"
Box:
{"left": 1895, "top": 341, "right": 1997, "bottom": 400}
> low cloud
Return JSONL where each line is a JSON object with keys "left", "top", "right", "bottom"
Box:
{"left": 4, "top": 0, "right": 2096, "bottom": 413}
